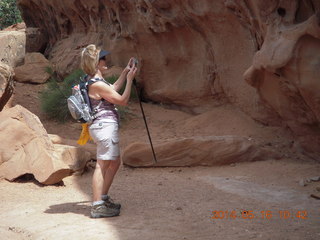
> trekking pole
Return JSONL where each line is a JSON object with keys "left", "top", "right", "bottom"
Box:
{"left": 133, "top": 79, "right": 158, "bottom": 164}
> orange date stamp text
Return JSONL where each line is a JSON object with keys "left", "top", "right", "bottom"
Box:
{"left": 211, "top": 210, "right": 308, "bottom": 220}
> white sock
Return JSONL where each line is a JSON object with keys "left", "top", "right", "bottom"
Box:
{"left": 92, "top": 200, "right": 105, "bottom": 206}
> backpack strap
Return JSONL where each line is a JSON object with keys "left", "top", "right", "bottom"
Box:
{"left": 79, "top": 78, "right": 93, "bottom": 113}
{"left": 87, "top": 77, "right": 110, "bottom": 86}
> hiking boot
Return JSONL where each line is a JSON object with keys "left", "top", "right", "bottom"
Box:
{"left": 104, "top": 196, "right": 121, "bottom": 209}
{"left": 91, "top": 203, "right": 120, "bottom": 218}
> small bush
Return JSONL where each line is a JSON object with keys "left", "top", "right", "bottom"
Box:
{"left": 0, "top": 0, "right": 22, "bottom": 29}
{"left": 40, "top": 68, "right": 84, "bottom": 122}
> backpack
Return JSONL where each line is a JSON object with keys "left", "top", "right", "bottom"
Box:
{"left": 67, "top": 75, "right": 108, "bottom": 124}
{"left": 67, "top": 75, "right": 93, "bottom": 123}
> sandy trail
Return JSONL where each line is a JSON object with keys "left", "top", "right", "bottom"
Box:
{"left": 0, "top": 158, "right": 319, "bottom": 240}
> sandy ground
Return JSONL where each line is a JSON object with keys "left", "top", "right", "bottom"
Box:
{"left": 1, "top": 160, "right": 319, "bottom": 240}
{"left": 0, "top": 82, "right": 319, "bottom": 240}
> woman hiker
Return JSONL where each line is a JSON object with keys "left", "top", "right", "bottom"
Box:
{"left": 80, "top": 44, "right": 137, "bottom": 218}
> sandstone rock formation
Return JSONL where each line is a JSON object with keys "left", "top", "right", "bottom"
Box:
{"left": 54, "top": 144, "right": 91, "bottom": 175}
{"left": 14, "top": 52, "right": 51, "bottom": 83}
{"left": 103, "top": 66, "right": 124, "bottom": 79}
{"left": 49, "top": 134, "right": 96, "bottom": 161}
{"left": 25, "top": 27, "right": 47, "bottom": 53}
{"left": 0, "top": 105, "right": 70, "bottom": 184}
{"left": 17, "top": 0, "right": 320, "bottom": 159}
{"left": 0, "top": 63, "right": 14, "bottom": 111}
{"left": 238, "top": 3, "right": 320, "bottom": 159}
{"left": 17, "top": 0, "right": 257, "bottom": 111}
{"left": 123, "top": 136, "right": 281, "bottom": 167}
{"left": 3, "top": 22, "right": 26, "bottom": 32}
{"left": 0, "top": 30, "right": 25, "bottom": 67}
{"left": 0, "top": 105, "right": 91, "bottom": 184}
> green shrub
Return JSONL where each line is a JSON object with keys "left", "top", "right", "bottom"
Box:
{"left": 0, "top": 0, "right": 22, "bottom": 29}
{"left": 40, "top": 68, "right": 84, "bottom": 122}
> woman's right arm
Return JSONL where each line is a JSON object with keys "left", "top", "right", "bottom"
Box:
{"left": 113, "top": 58, "right": 134, "bottom": 92}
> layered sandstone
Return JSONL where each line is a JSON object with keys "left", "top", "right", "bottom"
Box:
{"left": 123, "top": 136, "right": 281, "bottom": 167}
{"left": 0, "top": 63, "right": 14, "bottom": 111}
{"left": 17, "top": 0, "right": 320, "bottom": 159}
{"left": 0, "top": 30, "right": 25, "bottom": 67}
{"left": 0, "top": 105, "right": 92, "bottom": 184}
{"left": 14, "top": 52, "right": 51, "bottom": 83}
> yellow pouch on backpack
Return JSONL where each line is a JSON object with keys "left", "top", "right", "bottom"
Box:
{"left": 77, "top": 123, "right": 92, "bottom": 145}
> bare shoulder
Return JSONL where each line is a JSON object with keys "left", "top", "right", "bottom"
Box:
{"left": 91, "top": 82, "right": 116, "bottom": 99}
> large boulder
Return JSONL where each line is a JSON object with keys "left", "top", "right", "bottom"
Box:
{"left": 0, "top": 105, "right": 89, "bottom": 184}
{"left": 14, "top": 52, "right": 51, "bottom": 83}
{"left": 0, "top": 63, "right": 14, "bottom": 111}
{"left": 0, "top": 30, "right": 25, "bottom": 67}
{"left": 54, "top": 144, "right": 91, "bottom": 175}
{"left": 122, "top": 136, "right": 281, "bottom": 167}
{"left": 49, "top": 134, "right": 96, "bottom": 160}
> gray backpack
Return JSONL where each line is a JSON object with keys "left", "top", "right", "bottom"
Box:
{"left": 67, "top": 76, "right": 103, "bottom": 124}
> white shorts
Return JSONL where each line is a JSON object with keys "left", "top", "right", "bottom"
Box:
{"left": 89, "top": 121, "right": 120, "bottom": 160}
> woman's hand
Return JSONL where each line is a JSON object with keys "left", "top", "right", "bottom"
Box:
{"left": 127, "top": 65, "right": 137, "bottom": 82}
{"left": 125, "top": 58, "right": 135, "bottom": 72}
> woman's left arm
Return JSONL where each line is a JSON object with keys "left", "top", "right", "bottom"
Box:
{"left": 113, "top": 58, "right": 134, "bottom": 92}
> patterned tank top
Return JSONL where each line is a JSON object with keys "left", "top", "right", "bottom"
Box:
{"left": 88, "top": 77, "right": 119, "bottom": 124}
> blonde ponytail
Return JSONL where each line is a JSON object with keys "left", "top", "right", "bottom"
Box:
{"left": 80, "top": 44, "right": 100, "bottom": 76}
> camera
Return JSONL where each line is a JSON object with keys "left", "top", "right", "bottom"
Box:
{"left": 132, "top": 58, "right": 138, "bottom": 67}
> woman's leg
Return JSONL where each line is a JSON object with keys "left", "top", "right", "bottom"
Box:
{"left": 91, "top": 159, "right": 120, "bottom": 218}
{"left": 92, "top": 160, "right": 111, "bottom": 202}
{"left": 102, "top": 157, "right": 121, "bottom": 195}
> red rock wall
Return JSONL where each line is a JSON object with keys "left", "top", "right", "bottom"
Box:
{"left": 17, "top": 0, "right": 258, "bottom": 110}
{"left": 17, "top": 0, "right": 320, "bottom": 158}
